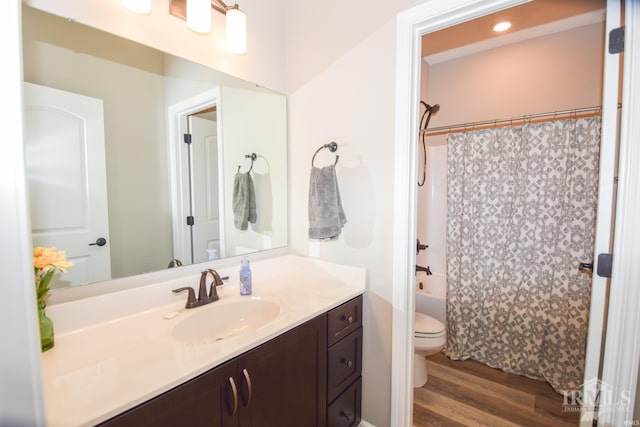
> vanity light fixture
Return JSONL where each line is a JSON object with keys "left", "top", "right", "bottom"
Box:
{"left": 124, "top": 0, "right": 247, "bottom": 54}
{"left": 492, "top": 20, "right": 512, "bottom": 32}
{"left": 170, "top": 0, "right": 247, "bottom": 54}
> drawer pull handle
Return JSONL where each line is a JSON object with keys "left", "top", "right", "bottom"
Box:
{"left": 340, "top": 409, "right": 354, "bottom": 422}
{"left": 228, "top": 376, "right": 238, "bottom": 416}
{"left": 341, "top": 315, "right": 354, "bottom": 324}
{"left": 242, "top": 368, "right": 253, "bottom": 406}
{"left": 341, "top": 358, "right": 353, "bottom": 368}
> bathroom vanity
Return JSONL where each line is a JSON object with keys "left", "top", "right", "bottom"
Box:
{"left": 101, "top": 295, "right": 362, "bottom": 427}
{"left": 40, "top": 255, "right": 364, "bottom": 426}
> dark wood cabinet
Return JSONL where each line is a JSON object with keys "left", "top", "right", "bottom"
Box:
{"left": 101, "top": 359, "right": 237, "bottom": 427}
{"left": 326, "top": 296, "right": 362, "bottom": 427}
{"left": 101, "top": 314, "right": 326, "bottom": 427}
{"left": 100, "top": 295, "right": 363, "bottom": 427}
{"left": 236, "top": 314, "right": 327, "bottom": 426}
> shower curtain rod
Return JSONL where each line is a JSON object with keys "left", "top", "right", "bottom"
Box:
{"left": 420, "top": 104, "right": 620, "bottom": 135}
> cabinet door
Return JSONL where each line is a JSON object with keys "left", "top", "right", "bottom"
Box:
{"left": 237, "top": 314, "right": 327, "bottom": 427}
{"left": 100, "top": 360, "right": 239, "bottom": 427}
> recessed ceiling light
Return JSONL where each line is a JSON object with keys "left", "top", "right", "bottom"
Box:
{"left": 493, "top": 21, "right": 512, "bottom": 32}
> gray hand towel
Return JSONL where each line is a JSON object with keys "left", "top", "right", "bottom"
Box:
{"left": 308, "top": 165, "right": 347, "bottom": 239}
{"left": 233, "top": 172, "right": 257, "bottom": 230}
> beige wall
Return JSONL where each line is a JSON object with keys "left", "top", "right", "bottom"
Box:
{"left": 425, "top": 22, "right": 605, "bottom": 146}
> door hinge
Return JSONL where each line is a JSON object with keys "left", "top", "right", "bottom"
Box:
{"left": 597, "top": 253, "right": 613, "bottom": 278}
{"left": 609, "top": 26, "right": 624, "bottom": 54}
{"left": 183, "top": 133, "right": 192, "bottom": 144}
{"left": 186, "top": 215, "right": 194, "bottom": 226}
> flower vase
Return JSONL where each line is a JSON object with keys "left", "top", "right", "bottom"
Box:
{"left": 38, "top": 300, "right": 54, "bottom": 352}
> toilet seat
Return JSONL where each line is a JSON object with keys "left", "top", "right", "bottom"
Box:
{"left": 414, "top": 312, "right": 445, "bottom": 338}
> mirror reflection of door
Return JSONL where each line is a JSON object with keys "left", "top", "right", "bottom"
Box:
{"left": 188, "top": 111, "right": 222, "bottom": 264}
{"left": 23, "top": 83, "right": 112, "bottom": 287}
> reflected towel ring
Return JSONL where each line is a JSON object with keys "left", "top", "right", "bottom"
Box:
{"left": 311, "top": 141, "right": 339, "bottom": 167}
{"left": 238, "top": 153, "right": 257, "bottom": 173}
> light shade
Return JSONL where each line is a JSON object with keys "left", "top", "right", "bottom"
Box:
{"left": 225, "top": 8, "right": 246, "bottom": 54}
{"left": 187, "top": 0, "right": 212, "bottom": 33}
{"left": 122, "top": 0, "right": 151, "bottom": 14}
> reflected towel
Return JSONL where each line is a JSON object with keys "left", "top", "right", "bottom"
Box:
{"left": 233, "top": 172, "right": 257, "bottom": 230}
{"left": 308, "top": 165, "right": 346, "bottom": 239}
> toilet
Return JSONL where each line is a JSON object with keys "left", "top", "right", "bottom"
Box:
{"left": 414, "top": 312, "right": 446, "bottom": 388}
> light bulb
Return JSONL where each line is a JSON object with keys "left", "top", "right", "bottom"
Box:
{"left": 187, "top": 0, "right": 211, "bottom": 33}
{"left": 493, "top": 21, "right": 512, "bottom": 32}
{"left": 225, "top": 8, "right": 247, "bottom": 54}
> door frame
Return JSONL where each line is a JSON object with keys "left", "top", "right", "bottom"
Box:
{"left": 390, "top": 0, "right": 640, "bottom": 426}
{"left": 167, "top": 88, "right": 226, "bottom": 265}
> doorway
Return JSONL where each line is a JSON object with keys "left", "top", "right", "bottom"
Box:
{"left": 167, "top": 89, "right": 225, "bottom": 266}
{"left": 391, "top": 0, "right": 625, "bottom": 426}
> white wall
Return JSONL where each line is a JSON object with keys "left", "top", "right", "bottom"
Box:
{"left": 417, "top": 21, "right": 605, "bottom": 276}
{"left": 285, "top": 0, "right": 423, "bottom": 424}
{"left": 0, "top": 1, "right": 47, "bottom": 424}
{"left": 220, "top": 86, "right": 287, "bottom": 256}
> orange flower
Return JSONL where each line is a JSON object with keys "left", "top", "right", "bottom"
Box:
{"left": 33, "top": 246, "right": 73, "bottom": 273}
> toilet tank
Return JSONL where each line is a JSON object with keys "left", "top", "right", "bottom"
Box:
{"left": 415, "top": 272, "right": 446, "bottom": 325}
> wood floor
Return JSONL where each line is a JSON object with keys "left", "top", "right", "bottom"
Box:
{"left": 413, "top": 352, "right": 580, "bottom": 427}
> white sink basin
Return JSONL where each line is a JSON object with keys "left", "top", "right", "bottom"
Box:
{"left": 171, "top": 299, "right": 280, "bottom": 343}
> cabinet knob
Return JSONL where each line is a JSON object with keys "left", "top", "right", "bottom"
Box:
{"left": 341, "top": 314, "right": 354, "bottom": 324}
{"left": 341, "top": 358, "right": 353, "bottom": 368}
{"left": 340, "top": 410, "right": 354, "bottom": 422}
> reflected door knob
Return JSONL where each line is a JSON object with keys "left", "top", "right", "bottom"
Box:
{"left": 89, "top": 237, "right": 107, "bottom": 247}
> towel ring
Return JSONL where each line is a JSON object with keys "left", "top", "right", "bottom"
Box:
{"left": 238, "top": 153, "right": 257, "bottom": 173}
{"left": 311, "top": 142, "right": 339, "bottom": 167}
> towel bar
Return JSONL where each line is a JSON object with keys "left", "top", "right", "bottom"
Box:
{"left": 238, "top": 153, "right": 257, "bottom": 173}
{"left": 312, "top": 142, "right": 339, "bottom": 167}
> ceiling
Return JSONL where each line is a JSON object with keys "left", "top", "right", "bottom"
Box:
{"left": 422, "top": 0, "right": 606, "bottom": 59}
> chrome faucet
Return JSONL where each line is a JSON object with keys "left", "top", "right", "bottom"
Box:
{"left": 172, "top": 269, "right": 224, "bottom": 309}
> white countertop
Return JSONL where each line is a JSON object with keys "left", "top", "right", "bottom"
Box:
{"left": 41, "top": 255, "right": 366, "bottom": 426}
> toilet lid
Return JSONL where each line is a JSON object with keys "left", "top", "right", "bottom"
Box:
{"left": 415, "top": 312, "right": 445, "bottom": 335}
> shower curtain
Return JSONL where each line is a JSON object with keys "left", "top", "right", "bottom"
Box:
{"left": 445, "top": 117, "right": 601, "bottom": 393}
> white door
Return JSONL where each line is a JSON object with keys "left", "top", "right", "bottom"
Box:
{"left": 189, "top": 115, "right": 221, "bottom": 263}
{"left": 23, "top": 83, "right": 111, "bottom": 287}
{"left": 581, "top": 0, "right": 623, "bottom": 423}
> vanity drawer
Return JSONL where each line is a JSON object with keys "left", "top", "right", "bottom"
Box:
{"left": 328, "top": 327, "right": 362, "bottom": 403}
{"left": 327, "top": 377, "right": 361, "bottom": 427}
{"left": 328, "top": 295, "right": 362, "bottom": 347}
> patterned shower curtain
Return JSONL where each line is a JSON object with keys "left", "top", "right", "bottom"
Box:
{"left": 445, "top": 117, "right": 601, "bottom": 393}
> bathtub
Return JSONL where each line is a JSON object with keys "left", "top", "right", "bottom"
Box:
{"left": 415, "top": 272, "right": 446, "bottom": 325}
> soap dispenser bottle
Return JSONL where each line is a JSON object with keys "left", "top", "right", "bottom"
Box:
{"left": 239, "top": 256, "right": 252, "bottom": 295}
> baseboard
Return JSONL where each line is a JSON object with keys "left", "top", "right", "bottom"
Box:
{"left": 358, "top": 420, "right": 375, "bottom": 427}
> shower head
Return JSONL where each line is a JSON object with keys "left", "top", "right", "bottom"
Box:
{"left": 419, "top": 102, "right": 440, "bottom": 132}
{"left": 426, "top": 103, "right": 440, "bottom": 114}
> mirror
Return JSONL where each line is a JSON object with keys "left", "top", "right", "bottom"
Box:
{"left": 21, "top": 5, "right": 288, "bottom": 289}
